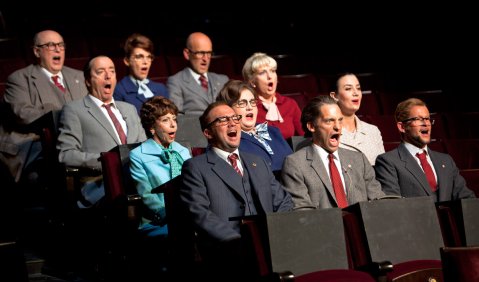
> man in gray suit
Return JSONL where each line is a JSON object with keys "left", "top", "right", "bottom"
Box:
{"left": 180, "top": 101, "right": 292, "bottom": 279}
{"left": 375, "top": 98, "right": 475, "bottom": 201}
{"left": 57, "top": 56, "right": 146, "bottom": 207}
{"left": 0, "top": 30, "right": 87, "bottom": 183}
{"left": 167, "top": 32, "right": 229, "bottom": 115}
{"left": 281, "top": 96, "right": 384, "bottom": 210}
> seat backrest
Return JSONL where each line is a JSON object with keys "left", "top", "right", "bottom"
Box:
{"left": 176, "top": 114, "right": 207, "bottom": 148}
{"left": 100, "top": 143, "right": 141, "bottom": 203}
{"left": 440, "top": 246, "right": 479, "bottom": 282}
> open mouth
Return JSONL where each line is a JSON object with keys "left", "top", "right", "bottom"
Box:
{"left": 105, "top": 84, "right": 112, "bottom": 89}
{"left": 53, "top": 56, "right": 61, "bottom": 63}
{"left": 227, "top": 130, "right": 238, "bottom": 137}
{"left": 330, "top": 133, "right": 340, "bottom": 145}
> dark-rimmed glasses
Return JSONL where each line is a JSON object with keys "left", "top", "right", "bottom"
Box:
{"left": 187, "top": 49, "right": 213, "bottom": 59}
{"left": 234, "top": 99, "right": 257, "bottom": 108}
{"left": 36, "top": 42, "right": 66, "bottom": 51}
{"left": 401, "top": 116, "right": 435, "bottom": 126}
{"left": 206, "top": 114, "right": 242, "bottom": 128}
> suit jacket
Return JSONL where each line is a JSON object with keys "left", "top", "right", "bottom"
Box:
{"left": 130, "top": 139, "right": 191, "bottom": 230}
{"left": 281, "top": 146, "right": 385, "bottom": 210}
{"left": 374, "top": 143, "right": 476, "bottom": 201}
{"left": 0, "top": 64, "right": 87, "bottom": 181}
{"left": 180, "top": 149, "right": 293, "bottom": 242}
{"left": 57, "top": 95, "right": 146, "bottom": 170}
{"left": 167, "top": 68, "right": 228, "bottom": 114}
{"left": 239, "top": 125, "right": 292, "bottom": 172}
{"left": 113, "top": 76, "right": 169, "bottom": 114}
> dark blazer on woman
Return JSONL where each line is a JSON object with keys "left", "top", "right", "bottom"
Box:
{"left": 114, "top": 76, "right": 169, "bottom": 114}
{"left": 239, "top": 125, "right": 292, "bottom": 172}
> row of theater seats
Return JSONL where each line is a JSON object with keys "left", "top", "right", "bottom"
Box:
{"left": 101, "top": 144, "right": 479, "bottom": 281}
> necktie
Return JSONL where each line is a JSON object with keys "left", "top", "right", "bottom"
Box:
{"left": 199, "top": 75, "right": 208, "bottom": 91}
{"left": 52, "top": 75, "right": 66, "bottom": 93}
{"left": 228, "top": 153, "right": 243, "bottom": 176}
{"left": 416, "top": 151, "right": 437, "bottom": 192}
{"left": 103, "top": 103, "right": 127, "bottom": 144}
{"left": 250, "top": 122, "right": 274, "bottom": 155}
{"left": 328, "top": 154, "right": 348, "bottom": 208}
{"left": 160, "top": 148, "right": 185, "bottom": 178}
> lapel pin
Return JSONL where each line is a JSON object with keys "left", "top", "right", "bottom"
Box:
{"left": 348, "top": 164, "right": 352, "bottom": 168}
{"left": 75, "top": 79, "right": 79, "bottom": 83}
{"left": 442, "top": 164, "right": 445, "bottom": 168}
{"left": 252, "top": 162, "right": 257, "bottom": 167}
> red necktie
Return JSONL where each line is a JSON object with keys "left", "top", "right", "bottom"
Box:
{"left": 199, "top": 75, "right": 208, "bottom": 91}
{"left": 228, "top": 153, "right": 242, "bottom": 176}
{"left": 103, "top": 103, "right": 127, "bottom": 144}
{"left": 416, "top": 151, "right": 437, "bottom": 192}
{"left": 52, "top": 75, "right": 66, "bottom": 93}
{"left": 328, "top": 154, "right": 348, "bottom": 208}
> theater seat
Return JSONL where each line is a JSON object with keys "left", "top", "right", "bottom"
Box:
{"left": 440, "top": 246, "right": 479, "bottom": 282}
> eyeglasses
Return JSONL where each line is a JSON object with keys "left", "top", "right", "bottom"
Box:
{"left": 132, "top": 54, "right": 154, "bottom": 62}
{"left": 187, "top": 49, "right": 213, "bottom": 59}
{"left": 36, "top": 42, "right": 66, "bottom": 51}
{"left": 206, "top": 114, "right": 242, "bottom": 128}
{"left": 401, "top": 116, "right": 435, "bottom": 126}
{"left": 235, "top": 99, "right": 257, "bottom": 108}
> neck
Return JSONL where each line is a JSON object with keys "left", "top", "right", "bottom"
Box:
{"left": 342, "top": 115, "right": 356, "bottom": 132}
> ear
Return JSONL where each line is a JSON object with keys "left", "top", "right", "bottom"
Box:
{"left": 329, "top": 91, "right": 338, "bottom": 101}
{"left": 306, "top": 121, "right": 316, "bottom": 133}
{"left": 183, "top": 48, "right": 190, "bottom": 60}
{"left": 397, "top": 122, "right": 406, "bottom": 133}
{"left": 123, "top": 57, "right": 130, "bottom": 67}
{"left": 203, "top": 128, "right": 213, "bottom": 140}
{"left": 33, "top": 47, "right": 40, "bottom": 58}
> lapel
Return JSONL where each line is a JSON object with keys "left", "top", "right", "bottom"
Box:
{"left": 241, "top": 132, "right": 270, "bottom": 156}
{"left": 306, "top": 145, "right": 335, "bottom": 198}
{"left": 84, "top": 96, "right": 121, "bottom": 145}
{"left": 398, "top": 143, "right": 432, "bottom": 195}
{"left": 122, "top": 78, "right": 148, "bottom": 105}
{"left": 62, "top": 67, "right": 83, "bottom": 101}
{"left": 337, "top": 148, "right": 354, "bottom": 201}
{"left": 428, "top": 148, "right": 447, "bottom": 196}
{"left": 181, "top": 68, "right": 212, "bottom": 105}
{"left": 141, "top": 138, "right": 163, "bottom": 157}
{"left": 207, "top": 149, "right": 245, "bottom": 201}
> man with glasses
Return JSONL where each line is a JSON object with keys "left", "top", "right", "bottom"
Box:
{"left": 1, "top": 30, "right": 87, "bottom": 185}
{"left": 179, "top": 101, "right": 292, "bottom": 280}
{"left": 167, "top": 32, "right": 229, "bottom": 115}
{"left": 375, "top": 98, "right": 475, "bottom": 201}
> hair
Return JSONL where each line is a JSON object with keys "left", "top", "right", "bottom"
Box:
{"left": 331, "top": 72, "right": 357, "bottom": 92}
{"left": 301, "top": 95, "right": 338, "bottom": 137}
{"left": 242, "top": 52, "right": 278, "bottom": 83}
{"left": 395, "top": 98, "right": 427, "bottom": 123}
{"left": 199, "top": 101, "right": 229, "bottom": 131}
{"left": 216, "top": 80, "right": 258, "bottom": 106}
{"left": 123, "top": 33, "right": 154, "bottom": 58}
{"left": 140, "top": 96, "right": 179, "bottom": 138}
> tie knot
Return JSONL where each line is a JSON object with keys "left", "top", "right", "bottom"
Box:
{"left": 328, "top": 153, "right": 335, "bottom": 161}
{"left": 416, "top": 151, "right": 427, "bottom": 160}
{"left": 52, "top": 75, "right": 59, "bottom": 83}
{"left": 228, "top": 153, "right": 239, "bottom": 162}
{"left": 103, "top": 103, "right": 112, "bottom": 109}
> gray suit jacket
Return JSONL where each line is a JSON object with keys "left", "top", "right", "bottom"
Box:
{"left": 180, "top": 149, "right": 293, "bottom": 242}
{"left": 374, "top": 143, "right": 476, "bottom": 201}
{"left": 57, "top": 95, "right": 146, "bottom": 170}
{"left": 281, "top": 146, "right": 385, "bottom": 210}
{"left": 0, "top": 64, "right": 87, "bottom": 181}
{"left": 167, "top": 68, "right": 228, "bottom": 114}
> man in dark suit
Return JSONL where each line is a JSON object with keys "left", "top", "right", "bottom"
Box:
{"left": 281, "top": 96, "right": 385, "bottom": 210}
{"left": 179, "top": 101, "right": 292, "bottom": 279}
{"left": 374, "top": 98, "right": 475, "bottom": 201}
{"left": 167, "top": 32, "right": 229, "bottom": 115}
{"left": 57, "top": 56, "right": 146, "bottom": 207}
{"left": 0, "top": 30, "right": 87, "bottom": 183}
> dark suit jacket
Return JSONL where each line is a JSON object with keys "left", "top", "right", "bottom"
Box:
{"left": 374, "top": 143, "right": 476, "bottom": 201}
{"left": 167, "top": 68, "right": 228, "bottom": 114}
{"left": 180, "top": 149, "right": 293, "bottom": 243}
{"left": 281, "top": 146, "right": 385, "bottom": 210}
{"left": 239, "top": 125, "right": 292, "bottom": 172}
{"left": 0, "top": 64, "right": 87, "bottom": 181}
{"left": 113, "top": 76, "right": 169, "bottom": 114}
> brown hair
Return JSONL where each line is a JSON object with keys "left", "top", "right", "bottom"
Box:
{"left": 123, "top": 33, "right": 154, "bottom": 58}
{"left": 301, "top": 95, "right": 338, "bottom": 137}
{"left": 395, "top": 98, "right": 427, "bottom": 123}
{"left": 199, "top": 101, "right": 229, "bottom": 131}
{"left": 216, "top": 79, "right": 258, "bottom": 106}
{"left": 140, "top": 96, "right": 178, "bottom": 138}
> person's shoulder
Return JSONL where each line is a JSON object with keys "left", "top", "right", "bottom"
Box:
{"left": 168, "top": 68, "right": 188, "bottom": 80}
{"left": 208, "top": 72, "right": 229, "bottom": 81}
{"left": 7, "top": 64, "right": 35, "bottom": 80}
{"left": 358, "top": 118, "right": 381, "bottom": 132}
{"left": 62, "top": 65, "right": 83, "bottom": 75}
